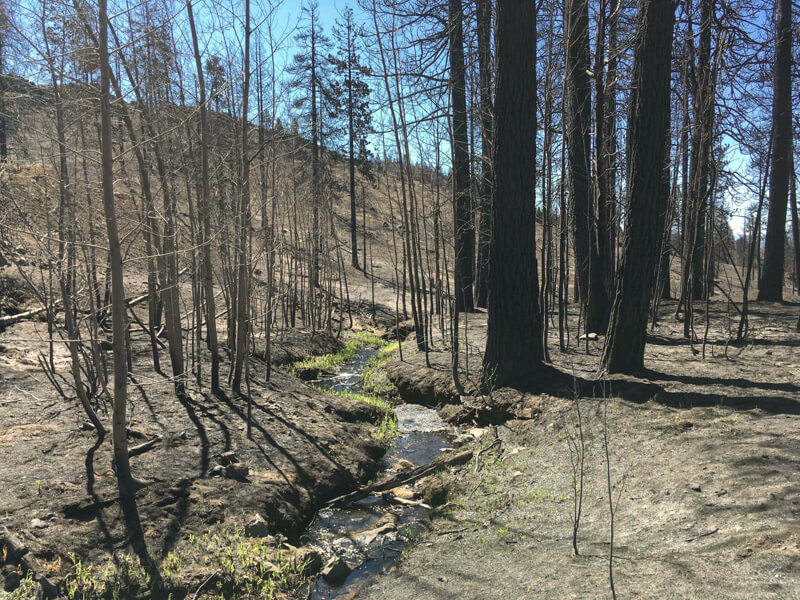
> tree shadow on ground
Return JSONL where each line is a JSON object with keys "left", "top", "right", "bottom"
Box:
{"left": 119, "top": 491, "right": 166, "bottom": 598}
{"left": 82, "top": 431, "right": 116, "bottom": 551}
{"left": 531, "top": 368, "right": 800, "bottom": 417}
{"left": 645, "top": 334, "right": 800, "bottom": 348}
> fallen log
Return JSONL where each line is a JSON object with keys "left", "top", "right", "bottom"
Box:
{"left": 325, "top": 447, "right": 475, "bottom": 508}
{"left": 0, "top": 281, "right": 167, "bottom": 328}
{"left": 128, "top": 435, "right": 163, "bottom": 458}
{"left": 0, "top": 303, "right": 59, "bottom": 327}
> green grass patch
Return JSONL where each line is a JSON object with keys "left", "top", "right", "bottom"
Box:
{"left": 291, "top": 334, "right": 401, "bottom": 448}
{"left": 360, "top": 341, "right": 401, "bottom": 398}
{"left": 324, "top": 389, "right": 390, "bottom": 410}
{"left": 288, "top": 331, "right": 387, "bottom": 375}
{"left": 323, "top": 389, "right": 397, "bottom": 446}
{"left": 371, "top": 409, "right": 398, "bottom": 446}
{"left": 58, "top": 526, "right": 310, "bottom": 599}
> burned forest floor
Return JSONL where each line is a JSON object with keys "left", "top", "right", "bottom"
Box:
{"left": 0, "top": 304, "right": 395, "bottom": 599}
{"left": 356, "top": 296, "right": 800, "bottom": 599}
{"left": 1, "top": 257, "right": 799, "bottom": 600}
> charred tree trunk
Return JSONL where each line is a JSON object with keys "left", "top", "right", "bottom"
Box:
{"left": 99, "top": 0, "right": 139, "bottom": 495}
{"left": 449, "top": 0, "right": 474, "bottom": 313}
{"left": 594, "top": 0, "right": 614, "bottom": 298}
{"left": 482, "top": 0, "right": 543, "bottom": 388}
{"left": 681, "top": 0, "right": 713, "bottom": 313}
{"left": 790, "top": 157, "right": 799, "bottom": 296}
{"left": 310, "top": 13, "right": 321, "bottom": 289}
{"left": 232, "top": 0, "right": 252, "bottom": 394}
{"left": 758, "top": 0, "right": 792, "bottom": 301}
{"left": 346, "top": 17, "right": 359, "bottom": 270}
{"left": 474, "top": 0, "right": 493, "bottom": 309}
{"left": 565, "top": 0, "right": 610, "bottom": 333}
{"left": 186, "top": 0, "right": 220, "bottom": 391}
{"left": 601, "top": 0, "right": 676, "bottom": 374}
{"left": 0, "top": 37, "right": 6, "bottom": 163}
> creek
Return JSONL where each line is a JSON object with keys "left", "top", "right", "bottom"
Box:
{"left": 303, "top": 347, "right": 451, "bottom": 599}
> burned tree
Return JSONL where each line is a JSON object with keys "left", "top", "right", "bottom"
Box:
{"left": 482, "top": 0, "right": 543, "bottom": 388}
{"left": 601, "top": 0, "right": 676, "bottom": 374}
{"left": 758, "top": 0, "right": 793, "bottom": 301}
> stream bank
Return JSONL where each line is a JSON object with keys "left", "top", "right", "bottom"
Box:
{"left": 300, "top": 346, "right": 454, "bottom": 599}
{"left": 347, "top": 310, "right": 800, "bottom": 600}
{"left": 0, "top": 328, "right": 392, "bottom": 600}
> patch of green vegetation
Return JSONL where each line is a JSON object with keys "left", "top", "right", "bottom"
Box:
{"left": 288, "top": 332, "right": 387, "bottom": 375}
{"left": 58, "top": 526, "right": 308, "bottom": 600}
{"left": 360, "top": 341, "right": 401, "bottom": 398}
{"left": 495, "top": 524, "right": 511, "bottom": 540}
{"left": 324, "top": 388, "right": 389, "bottom": 410}
{"left": 287, "top": 333, "right": 400, "bottom": 448}
{"left": 371, "top": 409, "right": 398, "bottom": 446}
{"left": 64, "top": 551, "right": 151, "bottom": 600}
{"left": 323, "top": 389, "right": 397, "bottom": 445}
{"left": 7, "top": 570, "right": 37, "bottom": 600}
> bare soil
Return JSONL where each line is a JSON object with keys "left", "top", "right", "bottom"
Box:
{"left": 354, "top": 298, "right": 800, "bottom": 599}
{"left": 0, "top": 314, "right": 386, "bottom": 597}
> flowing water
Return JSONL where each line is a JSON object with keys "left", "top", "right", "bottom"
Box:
{"left": 304, "top": 347, "right": 451, "bottom": 599}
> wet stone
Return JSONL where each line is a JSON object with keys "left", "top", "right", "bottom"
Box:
{"left": 293, "top": 546, "right": 324, "bottom": 575}
{"left": 321, "top": 556, "right": 352, "bottom": 586}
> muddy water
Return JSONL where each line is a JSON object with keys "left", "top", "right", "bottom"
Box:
{"left": 305, "top": 348, "right": 451, "bottom": 599}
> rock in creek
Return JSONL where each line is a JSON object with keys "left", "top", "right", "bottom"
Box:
{"left": 353, "top": 522, "right": 396, "bottom": 547}
{"left": 291, "top": 546, "right": 324, "bottom": 575}
{"left": 420, "top": 475, "right": 450, "bottom": 507}
{"left": 321, "top": 556, "right": 353, "bottom": 586}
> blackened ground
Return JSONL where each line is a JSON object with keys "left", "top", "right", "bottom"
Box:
{"left": 0, "top": 323, "right": 385, "bottom": 596}
{"left": 358, "top": 297, "right": 800, "bottom": 599}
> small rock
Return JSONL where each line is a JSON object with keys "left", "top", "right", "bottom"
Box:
{"left": 377, "top": 512, "right": 399, "bottom": 528}
{"left": 244, "top": 513, "right": 271, "bottom": 538}
{"left": 392, "top": 459, "right": 415, "bottom": 472}
{"left": 296, "top": 366, "right": 330, "bottom": 381}
{"left": 30, "top": 518, "right": 49, "bottom": 529}
{"left": 224, "top": 463, "right": 249, "bottom": 480}
{"left": 217, "top": 451, "right": 239, "bottom": 466}
{"left": 390, "top": 486, "right": 417, "bottom": 500}
{"left": 208, "top": 465, "right": 226, "bottom": 477}
{"left": 469, "top": 427, "right": 488, "bottom": 440}
{"left": 321, "top": 556, "right": 352, "bottom": 586}
{"left": 452, "top": 433, "right": 474, "bottom": 448}
{"left": 354, "top": 523, "right": 395, "bottom": 546}
{"left": 292, "top": 546, "right": 323, "bottom": 575}
{"left": 438, "top": 404, "right": 463, "bottom": 424}
{"left": 421, "top": 475, "right": 449, "bottom": 507}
